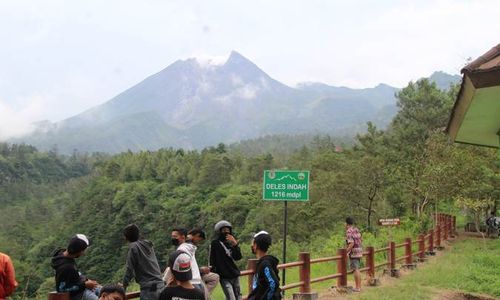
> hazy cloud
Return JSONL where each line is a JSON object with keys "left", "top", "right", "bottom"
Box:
{"left": 0, "top": 0, "right": 499, "bottom": 138}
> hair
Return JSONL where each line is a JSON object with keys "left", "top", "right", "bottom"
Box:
{"left": 99, "top": 284, "right": 126, "bottom": 300}
{"left": 67, "top": 236, "right": 88, "bottom": 255}
{"left": 188, "top": 228, "right": 206, "bottom": 239}
{"left": 346, "top": 217, "right": 355, "bottom": 225}
{"left": 254, "top": 234, "right": 272, "bottom": 252}
{"left": 123, "top": 224, "right": 140, "bottom": 242}
{"left": 172, "top": 228, "right": 188, "bottom": 237}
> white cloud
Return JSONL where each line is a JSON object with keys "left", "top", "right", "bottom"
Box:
{"left": 0, "top": 0, "right": 499, "bottom": 124}
{"left": 0, "top": 96, "right": 45, "bottom": 140}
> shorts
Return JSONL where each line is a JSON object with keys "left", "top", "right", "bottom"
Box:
{"left": 349, "top": 257, "right": 361, "bottom": 270}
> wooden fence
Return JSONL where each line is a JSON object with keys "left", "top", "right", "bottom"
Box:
{"left": 47, "top": 213, "right": 456, "bottom": 300}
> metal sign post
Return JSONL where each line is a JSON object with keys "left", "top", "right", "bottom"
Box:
{"left": 263, "top": 170, "right": 310, "bottom": 296}
{"left": 282, "top": 200, "right": 288, "bottom": 291}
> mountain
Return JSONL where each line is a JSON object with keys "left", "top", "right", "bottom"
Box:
{"left": 12, "top": 51, "right": 461, "bottom": 154}
{"left": 428, "top": 71, "right": 462, "bottom": 90}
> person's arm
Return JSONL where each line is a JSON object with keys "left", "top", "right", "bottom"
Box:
{"left": 122, "top": 247, "right": 136, "bottom": 290}
{"left": 58, "top": 267, "right": 87, "bottom": 293}
{"left": 4, "top": 256, "right": 18, "bottom": 297}
{"left": 226, "top": 235, "right": 242, "bottom": 261}
{"left": 346, "top": 231, "right": 354, "bottom": 256}
{"left": 262, "top": 265, "right": 279, "bottom": 300}
{"left": 209, "top": 241, "right": 217, "bottom": 273}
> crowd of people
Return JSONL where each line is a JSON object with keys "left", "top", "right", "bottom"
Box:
{"left": 48, "top": 220, "right": 284, "bottom": 300}
{"left": 0, "top": 217, "right": 369, "bottom": 300}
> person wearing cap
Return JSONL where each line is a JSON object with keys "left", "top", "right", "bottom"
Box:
{"left": 0, "top": 251, "right": 18, "bottom": 299}
{"left": 248, "top": 231, "right": 281, "bottom": 300}
{"left": 51, "top": 234, "right": 100, "bottom": 300}
{"left": 122, "top": 224, "right": 164, "bottom": 300}
{"left": 163, "top": 228, "right": 207, "bottom": 299}
{"left": 188, "top": 229, "right": 219, "bottom": 297}
{"left": 159, "top": 251, "right": 205, "bottom": 300}
{"left": 210, "top": 220, "right": 242, "bottom": 300}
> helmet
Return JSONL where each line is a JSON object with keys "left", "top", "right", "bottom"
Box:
{"left": 214, "top": 220, "right": 232, "bottom": 232}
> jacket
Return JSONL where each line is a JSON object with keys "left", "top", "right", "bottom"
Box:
{"left": 123, "top": 240, "right": 163, "bottom": 290}
{"left": 0, "top": 252, "right": 18, "bottom": 299}
{"left": 248, "top": 255, "right": 281, "bottom": 300}
{"left": 209, "top": 239, "right": 242, "bottom": 279}
{"left": 50, "top": 249, "right": 86, "bottom": 297}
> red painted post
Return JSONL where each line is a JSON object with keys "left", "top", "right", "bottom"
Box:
{"left": 418, "top": 234, "right": 425, "bottom": 259}
{"left": 436, "top": 225, "right": 441, "bottom": 248}
{"left": 443, "top": 216, "right": 448, "bottom": 241}
{"left": 404, "top": 238, "right": 412, "bottom": 264}
{"left": 337, "top": 248, "right": 348, "bottom": 287}
{"left": 367, "top": 246, "right": 375, "bottom": 278}
{"left": 48, "top": 292, "right": 70, "bottom": 300}
{"left": 446, "top": 215, "right": 451, "bottom": 236}
{"left": 389, "top": 241, "right": 396, "bottom": 271}
{"left": 298, "top": 252, "right": 311, "bottom": 293}
{"left": 448, "top": 215, "right": 453, "bottom": 236}
{"left": 428, "top": 230, "right": 434, "bottom": 252}
{"left": 247, "top": 258, "right": 258, "bottom": 294}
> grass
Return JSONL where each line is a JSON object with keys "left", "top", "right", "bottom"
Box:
{"left": 208, "top": 234, "right": 500, "bottom": 299}
{"left": 344, "top": 234, "right": 500, "bottom": 300}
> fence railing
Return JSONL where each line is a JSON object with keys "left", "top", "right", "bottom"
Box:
{"left": 237, "top": 213, "right": 455, "bottom": 299}
{"left": 47, "top": 213, "right": 456, "bottom": 300}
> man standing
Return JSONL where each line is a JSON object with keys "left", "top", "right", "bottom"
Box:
{"left": 122, "top": 224, "right": 164, "bottom": 300}
{"left": 51, "top": 234, "right": 100, "bottom": 300}
{"left": 345, "top": 217, "right": 363, "bottom": 292}
{"left": 0, "top": 252, "right": 18, "bottom": 299}
{"left": 210, "top": 220, "right": 242, "bottom": 300}
{"left": 187, "top": 228, "right": 219, "bottom": 298}
{"left": 248, "top": 231, "right": 281, "bottom": 300}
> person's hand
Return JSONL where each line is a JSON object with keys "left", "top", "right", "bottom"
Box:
{"left": 200, "top": 267, "right": 210, "bottom": 274}
{"left": 85, "top": 280, "right": 98, "bottom": 290}
{"left": 226, "top": 234, "right": 238, "bottom": 246}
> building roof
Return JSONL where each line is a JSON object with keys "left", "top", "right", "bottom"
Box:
{"left": 446, "top": 43, "right": 500, "bottom": 148}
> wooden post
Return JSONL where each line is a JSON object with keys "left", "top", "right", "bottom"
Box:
{"left": 443, "top": 216, "right": 448, "bottom": 241}
{"left": 428, "top": 230, "right": 434, "bottom": 253}
{"left": 298, "top": 252, "right": 311, "bottom": 293}
{"left": 436, "top": 225, "right": 441, "bottom": 248}
{"left": 389, "top": 241, "right": 396, "bottom": 271}
{"left": 337, "top": 248, "right": 348, "bottom": 287}
{"left": 418, "top": 234, "right": 425, "bottom": 259}
{"left": 367, "top": 246, "right": 375, "bottom": 278}
{"left": 404, "top": 238, "right": 412, "bottom": 265}
{"left": 247, "top": 258, "right": 258, "bottom": 294}
{"left": 48, "top": 292, "right": 70, "bottom": 300}
{"left": 453, "top": 216, "right": 456, "bottom": 234}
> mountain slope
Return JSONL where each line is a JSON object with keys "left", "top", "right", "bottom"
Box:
{"left": 13, "top": 52, "right": 460, "bottom": 153}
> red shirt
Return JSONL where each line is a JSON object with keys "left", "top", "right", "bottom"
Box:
{"left": 346, "top": 227, "right": 363, "bottom": 258}
{"left": 0, "top": 252, "right": 18, "bottom": 299}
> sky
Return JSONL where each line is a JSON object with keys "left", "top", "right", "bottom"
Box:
{"left": 0, "top": 0, "right": 499, "bottom": 139}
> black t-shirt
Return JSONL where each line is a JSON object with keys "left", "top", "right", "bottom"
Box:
{"left": 159, "top": 285, "right": 205, "bottom": 300}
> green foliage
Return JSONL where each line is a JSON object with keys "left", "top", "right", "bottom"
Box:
{"left": 0, "top": 79, "right": 498, "bottom": 298}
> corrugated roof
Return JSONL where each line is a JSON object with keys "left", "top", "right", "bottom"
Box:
{"left": 462, "top": 43, "right": 500, "bottom": 74}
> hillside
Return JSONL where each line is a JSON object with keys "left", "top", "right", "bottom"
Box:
{"left": 11, "top": 51, "right": 460, "bottom": 154}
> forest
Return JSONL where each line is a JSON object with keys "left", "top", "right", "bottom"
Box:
{"left": 0, "top": 79, "right": 498, "bottom": 299}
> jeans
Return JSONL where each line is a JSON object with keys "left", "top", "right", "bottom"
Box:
{"left": 78, "top": 288, "right": 98, "bottom": 300}
{"left": 140, "top": 281, "right": 165, "bottom": 300}
{"left": 220, "top": 277, "right": 241, "bottom": 300}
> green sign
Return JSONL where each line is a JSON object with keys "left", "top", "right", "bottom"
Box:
{"left": 263, "top": 170, "right": 310, "bottom": 201}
